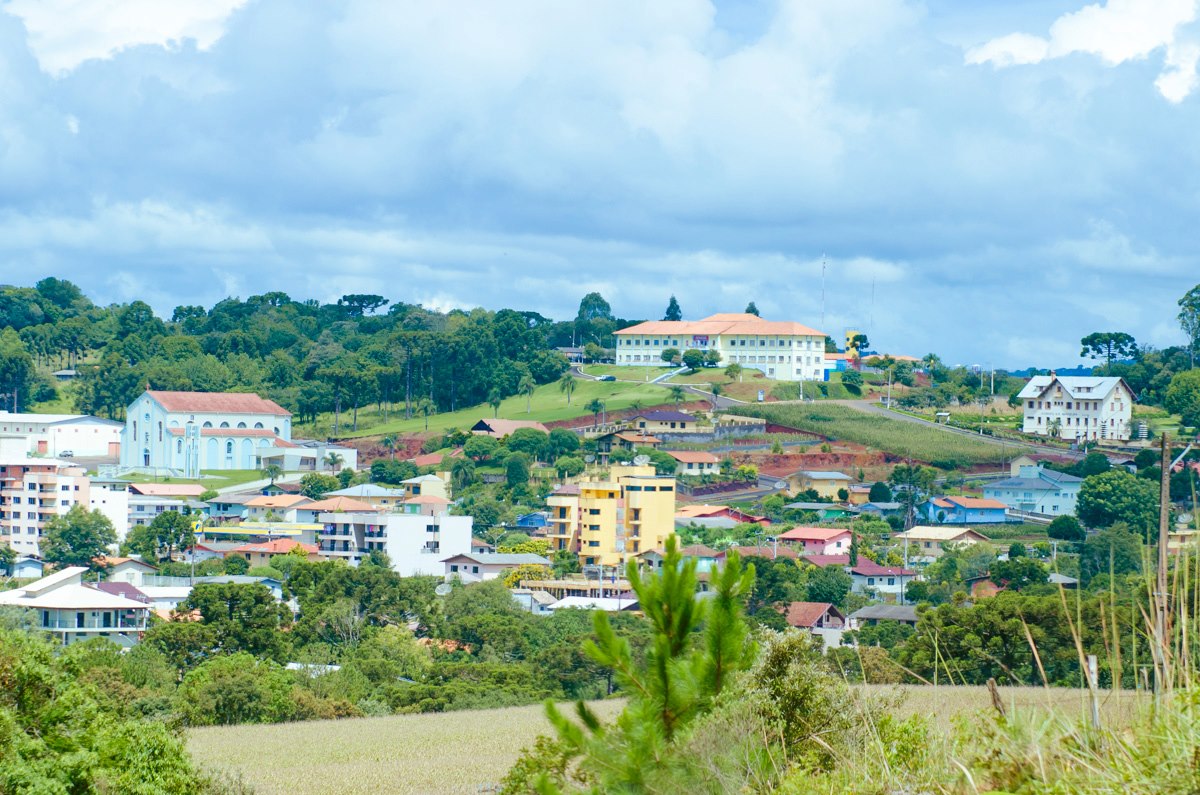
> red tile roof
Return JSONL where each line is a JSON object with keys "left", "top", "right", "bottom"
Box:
{"left": 849, "top": 560, "right": 916, "bottom": 577}
{"left": 783, "top": 601, "right": 840, "bottom": 628}
{"left": 405, "top": 494, "right": 451, "bottom": 505}
{"left": 617, "top": 314, "right": 824, "bottom": 338}
{"left": 129, "top": 483, "right": 207, "bottom": 497}
{"left": 666, "top": 451, "right": 720, "bottom": 464}
{"left": 147, "top": 390, "right": 291, "bottom": 416}
{"left": 778, "top": 527, "right": 851, "bottom": 542}
{"left": 800, "top": 554, "right": 851, "bottom": 567}
{"left": 716, "top": 545, "right": 798, "bottom": 560}
{"left": 302, "top": 496, "right": 380, "bottom": 513}
{"left": 232, "top": 538, "right": 317, "bottom": 556}
{"left": 411, "top": 448, "right": 462, "bottom": 467}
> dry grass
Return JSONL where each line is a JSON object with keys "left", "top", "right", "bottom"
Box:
{"left": 186, "top": 687, "right": 1145, "bottom": 794}
{"left": 187, "top": 701, "right": 624, "bottom": 795}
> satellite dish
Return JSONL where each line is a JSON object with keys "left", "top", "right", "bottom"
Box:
{"left": 434, "top": 583, "right": 452, "bottom": 597}
{"left": 584, "top": 454, "right": 596, "bottom": 463}
{"left": 775, "top": 481, "right": 787, "bottom": 490}
{"left": 633, "top": 455, "right": 651, "bottom": 466}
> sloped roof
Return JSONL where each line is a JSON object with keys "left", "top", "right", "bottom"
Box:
{"left": 299, "top": 496, "right": 379, "bottom": 513}
{"left": 440, "top": 553, "right": 551, "bottom": 566}
{"left": 784, "top": 601, "right": 842, "bottom": 628}
{"left": 245, "top": 494, "right": 312, "bottom": 509}
{"left": 779, "top": 526, "right": 851, "bottom": 542}
{"left": 634, "top": 410, "right": 695, "bottom": 423}
{"left": 850, "top": 604, "right": 919, "bottom": 623}
{"left": 471, "top": 419, "right": 549, "bottom": 436}
{"left": 799, "top": 554, "right": 852, "bottom": 567}
{"left": 850, "top": 560, "right": 916, "bottom": 577}
{"left": 232, "top": 538, "right": 318, "bottom": 556}
{"left": 0, "top": 568, "right": 151, "bottom": 610}
{"left": 796, "top": 470, "right": 853, "bottom": 481}
{"left": 146, "top": 390, "right": 291, "bottom": 416}
{"left": 328, "top": 483, "right": 407, "bottom": 498}
{"left": 929, "top": 496, "right": 1007, "bottom": 510}
{"left": 404, "top": 494, "right": 451, "bottom": 505}
{"left": 897, "top": 526, "right": 988, "bottom": 542}
{"left": 1016, "top": 376, "right": 1129, "bottom": 401}
{"left": 666, "top": 450, "right": 719, "bottom": 464}
{"left": 617, "top": 314, "right": 824, "bottom": 338}
{"left": 129, "top": 483, "right": 208, "bottom": 497}
{"left": 717, "top": 545, "right": 798, "bottom": 560}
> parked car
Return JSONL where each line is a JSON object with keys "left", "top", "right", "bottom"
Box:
{"left": 598, "top": 375, "right": 616, "bottom": 382}
{"left": 59, "top": 450, "right": 74, "bottom": 458}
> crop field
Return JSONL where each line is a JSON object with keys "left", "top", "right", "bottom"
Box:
{"left": 187, "top": 687, "right": 1143, "bottom": 794}
{"left": 731, "top": 403, "right": 1013, "bottom": 467}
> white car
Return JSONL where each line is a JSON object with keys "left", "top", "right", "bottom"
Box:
{"left": 59, "top": 450, "right": 74, "bottom": 458}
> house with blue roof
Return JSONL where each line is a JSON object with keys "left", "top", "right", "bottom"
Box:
{"left": 983, "top": 465, "right": 1083, "bottom": 517}
{"left": 920, "top": 495, "right": 1010, "bottom": 524}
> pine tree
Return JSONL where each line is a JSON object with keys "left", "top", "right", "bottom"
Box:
{"left": 663, "top": 295, "right": 682, "bottom": 321}
{"left": 744, "top": 301, "right": 760, "bottom": 316}
{"left": 539, "top": 536, "right": 756, "bottom": 791}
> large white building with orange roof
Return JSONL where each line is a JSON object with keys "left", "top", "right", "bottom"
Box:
{"left": 614, "top": 313, "right": 827, "bottom": 382}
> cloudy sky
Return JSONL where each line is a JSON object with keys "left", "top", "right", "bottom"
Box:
{"left": 0, "top": 0, "right": 1197, "bottom": 367}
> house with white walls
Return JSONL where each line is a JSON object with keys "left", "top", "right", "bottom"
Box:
{"left": 1018, "top": 374, "right": 1135, "bottom": 441}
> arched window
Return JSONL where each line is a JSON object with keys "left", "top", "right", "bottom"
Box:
{"left": 157, "top": 422, "right": 163, "bottom": 442}
{"left": 176, "top": 439, "right": 183, "bottom": 454}
{"left": 236, "top": 422, "right": 247, "bottom": 429}
{"left": 226, "top": 441, "right": 234, "bottom": 455}
{"left": 133, "top": 421, "right": 138, "bottom": 438}
{"left": 220, "top": 422, "right": 230, "bottom": 429}
{"left": 273, "top": 427, "right": 280, "bottom": 435}
{"left": 254, "top": 422, "right": 264, "bottom": 429}
{"left": 202, "top": 421, "right": 213, "bottom": 429}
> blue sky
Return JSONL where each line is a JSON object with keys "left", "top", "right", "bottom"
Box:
{"left": 0, "top": 0, "right": 1197, "bottom": 368}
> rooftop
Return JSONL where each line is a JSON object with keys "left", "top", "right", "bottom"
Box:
{"left": 299, "top": 496, "right": 380, "bottom": 513}
{"left": 778, "top": 526, "right": 851, "bottom": 542}
{"left": 1016, "top": 375, "right": 1130, "bottom": 401}
{"left": 783, "top": 601, "right": 841, "bottom": 628}
{"left": 146, "top": 390, "right": 291, "bottom": 416}
{"left": 633, "top": 410, "right": 695, "bottom": 423}
{"left": 666, "top": 450, "right": 719, "bottom": 464}
{"left": 850, "top": 560, "right": 917, "bottom": 577}
{"left": 797, "top": 470, "right": 853, "bottom": 481}
{"left": 617, "top": 313, "right": 824, "bottom": 338}
{"left": 849, "top": 604, "right": 919, "bottom": 623}
{"left": 441, "top": 552, "right": 552, "bottom": 566}
{"left": 232, "top": 538, "right": 318, "bottom": 556}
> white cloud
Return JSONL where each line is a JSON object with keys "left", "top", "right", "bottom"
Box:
{"left": 4, "top": 0, "right": 246, "bottom": 75}
{"left": 966, "top": 0, "right": 1200, "bottom": 101}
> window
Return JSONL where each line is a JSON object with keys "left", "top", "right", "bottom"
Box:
{"left": 887, "top": 577, "right": 896, "bottom": 586}
{"left": 867, "top": 577, "right": 875, "bottom": 585}
{"left": 220, "top": 422, "right": 230, "bottom": 429}
{"left": 225, "top": 441, "right": 233, "bottom": 455}
{"left": 450, "top": 564, "right": 459, "bottom": 572}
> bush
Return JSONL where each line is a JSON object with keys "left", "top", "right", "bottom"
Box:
{"left": 177, "top": 653, "right": 295, "bottom": 726}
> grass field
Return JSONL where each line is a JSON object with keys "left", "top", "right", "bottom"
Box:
{"left": 579, "top": 364, "right": 674, "bottom": 380}
{"left": 299, "top": 379, "right": 675, "bottom": 440}
{"left": 186, "top": 687, "right": 1143, "bottom": 795}
{"left": 732, "top": 403, "right": 1013, "bottom": 467}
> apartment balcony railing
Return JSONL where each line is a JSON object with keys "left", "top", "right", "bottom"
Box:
{"left": 41, "top": 617, "right": 147, "bottom": 631}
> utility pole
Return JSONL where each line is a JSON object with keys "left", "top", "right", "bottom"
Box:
{"left": 1156, "top": 432, "right": 1171, "bottom": 692}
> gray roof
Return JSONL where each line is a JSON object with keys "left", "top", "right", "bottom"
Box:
{"left": 784, "top": 502, "right": 846, "bottom": 510}
{"left": 798, "top": 470, "right": 852, "bottom": 481}
{"left": 987, "top": 469, "right": 1082, "bottom": 491}
{"left": 440, "top": 553, "right": 552, "bottom": 566}
{"left": 860, "top": 502, "right": 902, "bottom": 511}
{"left": 1048, "top": 573, "right": 1079, "bottom": 586}
{"left": 328, "top": 483, "right": 407, "bottom": 497}
{"left": 850, "top": 604, "right": 919, "bottom": 623}
{"left": 1017, "top": 375, "right": 1128, "bottom": 400}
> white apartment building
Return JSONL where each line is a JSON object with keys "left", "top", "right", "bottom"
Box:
{"left": 89, "top": 478, "right": 131, "bottom": 543}
{"left": 1017, "top": 374, "right": 1135, "bottom": 442}
{"left": 318, "top": 507, "right": 472, "bottom": 576}
{"left": 614, "top": 313, "right": 827, "bottom": 382}
{"left": 0, "top": 411, "right": 123, "bottom": 458}
{"left": 0, "top": 437, "right": 93, "bottom": 557}
{"left": 0, "top": 567, "right": 151, "bottom": 647}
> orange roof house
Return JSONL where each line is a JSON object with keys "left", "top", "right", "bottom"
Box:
{"left": 782, "top": 601, "right": 845, "bottom": 629}
{"left": 146, "top": 390, "right": 290, "bottom": 416}
{"left": 300, "top": 496, "right": 380, "bottom": 513}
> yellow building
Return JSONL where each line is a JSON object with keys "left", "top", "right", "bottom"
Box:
{"left": 787, "top": 470, "right": 853, "bottom": 500}
{"left": 546, "top": 464, "right": 677, "bottom": 567}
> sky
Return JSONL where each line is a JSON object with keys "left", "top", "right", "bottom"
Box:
{"left": 0, "top": 0, "right": 1198, "bottom": 368}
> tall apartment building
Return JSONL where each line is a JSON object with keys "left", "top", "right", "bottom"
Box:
{"left": 546, "top": 464, "right": 676, "bottom": 567}
{"left": 1017, "top": 374, "right": 1135, "bottom": 441}
{"left": 0, "top": 437, "right": 93, "bottom": 557}
{"left": 317, "top": 505, "right": 472, "bottom": 576}
{"left": 614, "top": 313, "right": 827, "bottom": 382}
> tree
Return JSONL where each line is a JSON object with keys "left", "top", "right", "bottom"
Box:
{"left": 223, "top": 555, "right": 249, "bottom": 575}
{"left": 487, "top": 388, "right": 503, "bottom": 417}
{"left": 1165, "top": 369, "right": 1200, "bottom": 429}
{"left": 744, "top": 301, "right": 760, "bottom": 316}
{"left": 145, "top": 510, "right": 193, "bottom": 562}
{"left": 42, "top": 505, "right": 116, "bottom": 572}
{"left": 586, "top": 398, "right": 605, "bottom": 426}
{"left": 558, "top": 372, "right": 577, "bottom": 405}
{"left": 182, "top": 582, "right": 291, "bottom": 661}
{"left": 507, "top": 427, "right": 549, "bottom": 460}
{"left": 178, "top": 653, "right": 294, "bottom": 726}
{"left": 703, "top": 349, "right": 721, "bottom": 367}
{"left": 323, "top": 452, "right": 344, "bottom": 473}
{"left": 540, "top": 537, "right": 756, "bottom": 788}
{"left": 889, "top": 463, "right": 937, "bottom": 529}
{"left": 867, "top": 481, "right": 892, "bottom": 502}
{"left": 518, "top": 374, "right": 536, "bottom": 413}
{"left": 724, "top": 362, "right": 743, "bottom": 381}
{"left": 299, "top": 473, "right": 340, "bottom": 499}
{"left": 805, "top": 565, "right": 852, "bottom": 607}
{"left": 989, "top": 557, "right": 1047, "bottom": 591}
{"left": 847, "top": 332, "right": 869, "bottom": 354}
{"left": 1179, "top": 283, "right": 1200, "bottom": 367}
{"left": 451, "top": 457, "right": 477, "bottom": 490}
{"left": 416, "top": 397, "right": 436, "bottom": 431}
{"left": 0, "top": 543, "right": 14, "bottom": 575}
{"left": 709, "top": 382, "right": 723, "bottom": 409}
{"left": 505, "top": 452, "right": 531, "bottom": 490}
{"left": 1077, "top": 469, "right": 1159, "bottom": 539}
{"left": 668, "top": 385, "right": 685, "bottom": 407}
{"left": 1079, "top": 522, "right": 1143, "bottom": 585}
{"left": 547, "top": 427, "right": 581, "bottom": 459}
{"left": 663, "top": 295, "right": 682, "bottom": 321}
{"left": 681, "top": 349, "right": 705, "bottom": 372}
{"left": 1047, "top": 515, "right": 1085, "bottom": 543}
{"left": 0, "top": 328, "right": 35, "bottom": 411}
{"left": 464, "top": 435, "right": 500, "bottom": 461}
{"left": 1007, "top": 542, "right": 1026, "bottom": 558}
{"left": 1080, "top": 332, "right": 1138, "bottom": 366}
{"left": 261, "top": 463, "right": 284, "bottom": 485}
{"left": 381, "top": 435, "right": 397, "bottom": 460}
{"left": 554, "top": 456, "right": 585, "bottom": 477}
{"left": 842, "top": 369, "right": 864, "bottom": 389}
{"left": 660, "top": 348, "right": 681, "bottom": 366}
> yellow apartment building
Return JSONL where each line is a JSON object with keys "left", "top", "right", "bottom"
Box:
{"left": 546, "top": 464, "right": 676, "bottom": 567}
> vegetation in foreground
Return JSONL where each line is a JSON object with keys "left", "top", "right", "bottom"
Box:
{"left": 731, "top": 402, "right": 1013, "bottom": 468}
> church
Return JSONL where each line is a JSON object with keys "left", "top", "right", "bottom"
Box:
{"left": 119, "top": 391, "right": 293, "bottom": 475}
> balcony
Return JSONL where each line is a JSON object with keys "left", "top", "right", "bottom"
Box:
{"left": 41, "top": 615, "right": 147, "bottom": 631}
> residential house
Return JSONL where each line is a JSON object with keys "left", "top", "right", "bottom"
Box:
{"left": 666, "top": 450, "right": 720, "bottom": 476}
{"left": 628, "top": 410, "right": 698, "bottom": 434}
{"left": 1017, "top": 373, "right": 1135, "bottom": 441}
{"left": 782, "top": 601, "right": 846, "bottom": 648}
{"left": 295, "top": 496, "right": 379, "bottom": 522}
{"left": 0, "top": 411, "right": 123, "bottom": 458}
{"left": 857, "top": 501, "right": 903, "bottom": 518}
{"left": 849, "top": 560, "right": 918, "bottom": 598}
{"left": 231, "top": 538, "right": 319, "bottom": 568}
{"left": 675, "top": 504, "right": 769, "bottom": 526}
{"left": 546, "top": 464, "right": 676, "bottom": 567}
{"left": 594, "top": 431, "right": 662, "bottom": 459}
{"left": 920, "top": 496, "right": 1009, "bottom": 524}
{"left": 119, "top": 390, "right": 293, "bottom": 474}
{"left": 0, "top": 567, "right": 151, "bottom": 647}
{"left": 615, "top": 313, "right": 827, "bottom": 382}
{"left": 204, "top": 491, "right": 260, "bottom": 523}
{"left": 243, "top": 494, "right": 313, "bottom": 522}
{"left": 256, "top": 439, "right": 358, "bottom": 473}
{"left": 783, "top": 502, "right": 855, "bottom": 520}
{"left": 515, "top": 512, "right": 549, "bottom": 530}
{"left": 324, "top": 483, "right": 408, "bottom": 510}
{"left": 511, "top": 588, "right": 557, "bottom": 615}
{"left": 0, "top": 437, "right": 95, "bottom": 557}
{"left": 470, "top": 419, "right": 549, "bottom": 438}
{"left": 894, "top": 526, "right": 990, "bottom": 560}
{"left": 638, "top": 544, "right": 718, "bottom": 573}
{"left": 104, "top": 558, "right": 158, "bottom": 587}
{"left": 128, "top": 494, "right": 203, "bottom": 529}
{"left": 441, "top": 552, "right": 552, "bottom": 583}
{"left": 400, "top": 474, "right": 450, "bottom": 499}
{"left": 847, "top": 484, "right": 874, "bottom": 505}
{"left": 848, "top": 604, "right": 919, "bottom": 629}
{"left": 10, "top": 556, "right": 44, "bottom": 578}
{"left": 128, "top": 483, "right": 207, "bottom": 499}
{"left": 401, "top": 494, "right": 453, "bottom": 517}
{"left": 715, "top": 545, "right": 798, "bottom": 564}
{"left": 983, "top": 465, "right": 1083, "bottom": 516}
{"left": 798, "top": 553, "right": 852, "bottom": 568}
{"left": 788, "top": 470, "right": 854, "bottom": 500}
{"left": 549, "top": 596, "right": 640, "bottom": 612}
{"left": 778, "top": 526, "right": 852, "bottom": 556}
{"left": 88, "top": 476, "right": 131, "bottom": 542}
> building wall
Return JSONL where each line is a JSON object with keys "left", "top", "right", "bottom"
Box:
{"left": 1021, "top": 383, "right": 1133, "bottom": 441}
{"left": 615, "top": 332, "right": 826, "bottom": 382}
{"left": 89, "top": 484, "right": 130, "bottom": 543}
{"left": 851, "top": 574, "right": 911, "bottom": 596}
{"left": 0, "top": 459, "right": 93, "bottom": 557}
{"left": 317, "top": 511, "right": 471, "bottom": 576}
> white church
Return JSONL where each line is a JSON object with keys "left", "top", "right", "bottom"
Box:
{"left": 119, "top": 391, "right": 293, "bottom": 475}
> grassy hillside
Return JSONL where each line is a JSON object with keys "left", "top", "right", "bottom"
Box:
{"left": 299, "top": 378, "right": 675, "bottom": 440}
{"left": 732, "top": 403, "right": 1013, "bottom": 467}
{"left": 186, "top": 687, "right": 1140, "bottom": 795}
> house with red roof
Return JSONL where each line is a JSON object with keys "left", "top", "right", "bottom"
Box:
{"left": 231, "top": 538, "right": 319, "bottom": 568}
{"left": 848, "top": 559, "right": 918, "bottom": 598}
{"left": 782, "top": 601, "right": 845, "bottom": 630}
{"left": 777, "top": 526, "right": 852, "bottom": 556}
{"left": 665, "top": 450, "right": 720, "bottom": 476}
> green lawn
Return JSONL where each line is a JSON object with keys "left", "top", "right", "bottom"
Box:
{"left": 580, "top": 364, "right": 674, "bottom": 381}
{"left": 120, "top": 469, "right": 269, "bottom": 489}
{"left": 301, "top": 379, "right": 677, "bottom": 440}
